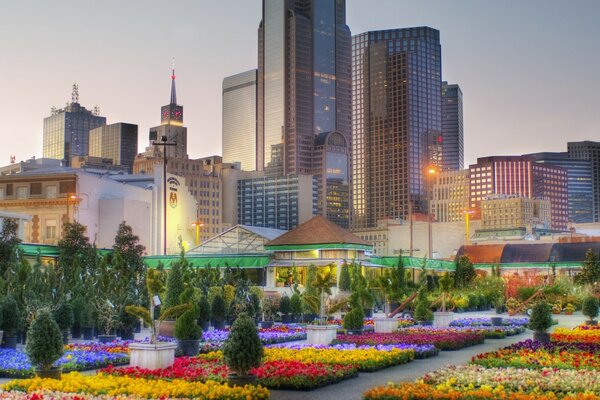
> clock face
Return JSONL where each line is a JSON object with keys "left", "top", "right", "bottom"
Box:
{"left": 161, "top": 109, "right": 169, "bottom": 120}
{"left": 171, "top": 107, "right": 183, "bottom": 121}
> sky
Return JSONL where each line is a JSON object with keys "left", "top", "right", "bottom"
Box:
{"left": 0, "top": 0, "right": 598, "bottom": 168}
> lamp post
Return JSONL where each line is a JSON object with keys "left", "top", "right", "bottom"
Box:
{"left": 192, "top": 221, "right": 204, "bottom": 246}
{"left": 463, "top": 210, "right": 475, "bottom": 245}
{"left": 151, "top": 135, "right": 176, "bottom": 255}
{"left": 426, "top": 166, "right": 438, "bottom": 259}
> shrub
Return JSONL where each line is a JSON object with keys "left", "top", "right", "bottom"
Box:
{"left": 53, "top": 302, "right": 74, "bottom": 332}
{"left": 71, "top": 297, "right": 85, "bottom": 329}
{"left": 582, "top": 296, "right": 599, "bottom": 320}
{"left": 279, "top": 296, "right": 291, "bottom": 315}
{"left": 290, "top": 293, "right": 302, "bottom": 316}
{"left": 414, "top": 299, "right": 433, "bottom": 322}
{"left": 342, "top": 307, "right": 364, "bottom": 330}
{"left": 198, "top": 296, "right": 210, "bottom": 322}
{"left": 517, "top": 286, "right": 537, "bottom": 302}
{"left": 249, "top": 292, "right": 261, "bottom": 317}
{"left": 1, "top": 294, "right": 20, "bottom": 335}
{"left": 165, "top": 261, "right": 185, "bottom": 309}
{"left": 26, "top": 309, "right": 64, "bottom": 371}
{"left": 529, "top": 300, "right": 553, "bottom": 333}
{"left": 174, "top": 305, "right": 202, "bottom": 340}
{"left": 338, "top": 264, "right": 351, "bottom": 291}
{"left": 211, "top": 294, "right": 226, "bottom": 322}
{"left": 222, "top": 313, "right": 263, "bottom": 376}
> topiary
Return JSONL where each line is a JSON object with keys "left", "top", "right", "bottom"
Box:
{"left": 414, "top": 300, "right": 433, "bottom": 322}
{"left": 222, "top": 313, "right": 263, "bottom": 377}
{"left": 174, "top": 305, "right": 202, "bottom": 340}
{"left": 53, "top": 303, "right": 74, "bottom": 332}
{"left": 582, "top": 296, "right": 599, "bottom": 320}
{"left": 290, "top": 293, "right": 302, "bottom": 316}
{"left": 198, "top": 296, "right": 210, "bottom": 322}
{"left": 342, "top": 307, "right": 364, "bottom": 330}
{"left": 529, "top": 300, "right": 553, "bottom": 333}
{"left": 26, "top": 309, "right": 64, "bottom": 371}
{"left": 211, "top": 294, "right": 226, "bottom": 322}
{"left": 1, "top": 294, "right": 20, "bottom": 335}
{"left": 279, "top": 296, "right": 291, "bottom": 315}
{"left": 338, "top": 264, "right": 351, "bottom": 291}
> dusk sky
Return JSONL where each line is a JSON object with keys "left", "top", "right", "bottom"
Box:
{"left": 1, "top": 0, "right": 598, "bottom": 168}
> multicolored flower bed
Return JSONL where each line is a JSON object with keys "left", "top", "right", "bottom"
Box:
{"left": 269, "top": 342, "right": 439, "bottom": 359}
{"left": 2, "top": 373, "right": 269, "bottom": 399}
{"left": 450, "top": 317, "right": 529, "bottom": 327}
{"left": 552, "top": 326, "right": 600, "bottom": 344}
{"left": 0, "top": 349, "right": 129, "bottom": 378}
{"left": 335, "top": 328, "right": 485, "bottom": 351}
{"left": 200, "top": 325, "right": 306, "bottom": 351}
{"left": 64, "top": 342, "right": 131, "bottom": 354}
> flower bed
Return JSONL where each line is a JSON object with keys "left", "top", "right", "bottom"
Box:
{"left": 0, "top": 349, "right": 129, "bottom": 378}
{"left": 450, "top": 317, "right": 529, "bottom": 327}
{"left": 2, "top": 373, "right": 269, "bottom": 399}
{"left": 268, "top": 342, "right": 439, "bottom": 359}
{"left": 65, "top": 342, "right": 131, "bottom": 354}
{"left": 200, "top": 325, "right": 306, "bottom": 352}
{"left": 552, "top": 327, "right": 600, "bottom": 343}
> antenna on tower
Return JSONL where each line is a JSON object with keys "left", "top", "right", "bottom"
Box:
{"left": 93, "top": 106, "right": 101, "bottom": 116}
{"left": 51, "top": 106, "right": 57, "bottom": 115}
{"left": 9, "top": 155, "right": 15, "bottom": 164}
{"left": 72, "top": 83, "right": 79, "bottom": 103}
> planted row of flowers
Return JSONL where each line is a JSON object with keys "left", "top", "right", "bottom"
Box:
{"left": 2, "top": 373, "right": 269, "bottom": 400}
{"left": 199, "top": 325, "right": 306, "bottom": 352}
{"left": 450, "top": 317, "right": 529, "bottom": 327}
{"left": 269, "top": 342, "right": 439, "bottom": 359}
{"left": 552, "top": 326, "right": 600, "bottom": 344}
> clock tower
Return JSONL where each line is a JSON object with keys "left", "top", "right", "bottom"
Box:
{"left": 160, "top": 66, "right": 184, "bottom": 126}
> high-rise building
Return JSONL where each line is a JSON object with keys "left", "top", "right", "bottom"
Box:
{"left": 89, "top": 123, "right": 138, "bottom": 172}
{"left": 481, "top": 195, "right": 551, "bottom": 230}
{"left": 469, "top": 156, "right": 568, "bottom": 230}
{"left": 43, "top": 84, "right": 106, "bottom": 163}
{"left": 257, "top": 0, "right": 352, "bottom": 228}
{"left": 526, "top": 152, "right": 593, "bottom": 223}
{"left": 222, "top": 70, "right": 257, "bottom": 171}
{"left": 430, "top": 169, "right": 470, "bottom": 222}
{"left": 441, "top": 82, "right": 464, "bottom": 170}
{"left": 568, "top": 141, "right": 600, "bottom": 222}
{"left": 351, "top": 28, "right": 442, "bottom": 229}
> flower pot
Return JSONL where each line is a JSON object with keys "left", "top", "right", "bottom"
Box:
{"left": 71, "top": 326, "right": 81, "bottom": 339}
{"left": 120, "top": 329, "right": 135, "bottom": 341}
{"left": 374, "top": 318, "right": 399, "bottom": 333}
{"left": 491, "top": 317, "right": 503, "bottom": 326}
{"left": 129, "top": 342, "right": 178, "bottom": 369}
{"left": 98, "top": 334, "right": 117, "bottom": 343}
{"left": 260, "top": 321, "right": 274, "bottom": 329}
{"left": 178, "top": 339, "right": 200, "bottom": 356}
{"left": 346, "top": 329, "right": 363, "bottom": 335}
{"left": 363, "top": 308, "right": 373, "bottom": 318}
{"left": 2, "top": 335, "right": 18, "bottom": 349}
{"left": 565, "top": 312, "right": 573, "bottom": 315}
{"left": 433, "top": 312, "right": 454, "bottom": 328}
{"left": 213, "top": 320, "right": 226, "bottom": 330}
{"left": 228, "top": 373, "right": 258, "bottom": 387}
{"left": 35, "top": 367, "right": 62, "bottom": 380}
{"left": 306, "top": 325, "right": 337, "bottom": 345}
{"left": 200, "top": 320, "right": 210, "bottom": 332}
{"left": 281, "top": 314, "right": 291, "bottom": 324}
{"left": 586, "top": 320, "right": 598, "bottom": 326}
{"left": 82, "top": 327, "right": 94, "bottom": 340}
{"left": 62, "top": 331, "right": 69, "bottom": 345}
{"left": 533, "top": 331, "right": 550, "bottom": 343}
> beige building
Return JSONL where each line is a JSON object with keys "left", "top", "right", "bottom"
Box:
{"left": 430, "top": 169, "right": 470, "bottom": 222}
{"left": 481, "top": 195, "right": 551, "bottom": 230}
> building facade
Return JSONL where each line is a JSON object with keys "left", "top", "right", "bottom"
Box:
{"left": 352, "top": 27, "right": 442, "bottom": 229}
{"left": 43, "top": 84, "right": 106, "bottom": 163}
{"left": 222, "top": 69, "right": 257, "bottom": 171}
{"left": 481, "top": 195, "right": 551, "bottom": 230}
{"left": 568, "top": 141, "right": 600, "bottom": 222}
{"left": 89, "top": 122, "right": 138, "bottom": 172}
{"left": 441, "top": 82, "right": 464, "bottom": 171}
{"left": 257, "top": 0, "right": 352, "bottom": 227}
{"left": 430, "top": 169, "right": 470, "bottom": 222}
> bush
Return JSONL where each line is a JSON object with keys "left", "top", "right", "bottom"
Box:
{"left": 279, "top": 296, "right": 291, "bottom": 315}
{"left": 414, "top": 300, "right": 433, "bottom": 322}
{"left": 198, "top": 296, "right": 210, "bottom": 322}
{"left": 174, "top": 305, "right": 202, "bottom": 340}
{"left": 26, "top": 309, "right": 64, "bottom": 371}
{"left": 222, "top": 313, "right": 263, "bottom": 376}
{"left": 211, "top": 294, "right": 226, "bottom": 322}
{"left": 1, "top": 295, "right": 20, "bottom": 335}
{"left": 71, "top": 297, "right": 85, "bottom": 329}
{"left": 165, "top": 261, "right": 185, "bottom": 309}
{"left": 582, "top": 296, "right": 599, "bottom": 320}
{"left": 342, "top": 307, "right": 364, "bottom": 330}
{"left": 338, "top": 264, "right": 351, "bottom": 291}
{"left": 529, "top": 300, "right": 553, "bottom": 333}
{"left": 517, "top": 286, "right": 537, "bottom": 302}
{"left": 249, "top": 292, "right": 261, "bottom": 317}
{"left": 290, "top": 293, "right": 302, "bottom": 316}
{"left": 53, "top": 302, "right": 74, "bottom": 332}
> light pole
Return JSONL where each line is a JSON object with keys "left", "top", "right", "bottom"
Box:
{"left": 463, "top": 210, "right": 475, "bottom": 245}
{"left": 192, "top": 221, "right": 204, "bottom": 246}
{"left": 151, "top": 134, "right": 176, "bottom": 255}
{"left": 426, "top": 166, "right": 438, "bottom": 259}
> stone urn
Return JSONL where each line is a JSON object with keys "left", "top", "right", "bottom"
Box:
{"left": 129, "top": 342, "right": 178, "bottom": 369}
{"left": 306, "top": 325, "right": 337, "bottom": 346}
{"left": 374, "top": 318, "right": 399, "bottom": 333}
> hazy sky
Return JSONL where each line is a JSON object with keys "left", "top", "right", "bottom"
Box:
{"left": 0, "top": 0, "right": 598, "bottom": 168}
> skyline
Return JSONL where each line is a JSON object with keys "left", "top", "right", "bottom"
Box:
{"left": 1, "top": 0, "right": 599, "bottom": 169}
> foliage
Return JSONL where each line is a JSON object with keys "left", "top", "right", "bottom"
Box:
{"left": 165, "top": 255, "right": 187, "bottom": 309}
{"left": 342, "top": 307, "right": 365, "bottom": 330}
{"left": 262, "top": 296, "right": 278, "bottom": 321}
{"left": 454, "top": 255, "right": 476, "bottom": 288}
{"left": 174, "top": 305, "right": 202, "bottom": 341}
{"left": 222, "top": 313, "right": 264, "bottom": 376}
{"left": 473, "top": 275, "right": 505, "bottom": 305}
{"left": 349, "top": 262, "right": 375, "bottom": 309}
{"left": 576, "top": 249, "right": 600, "bottom": 287}
{"left": 0, "top": 218, "right": 22, "bottom": 277}
{"left": 290, "top": 293, "right": 302, "bottom": 316}
{"left": 528, "top": 300, "right": 553, "bottom": 333}
{"left": 211, "top": 294, "right": 226, "bottom": 321}
{"left": 414, "top": 299, "right": 433, "bottom": 322}
{"left": 517, "top": 286, "right": 537, "bottom": 302}
{"left": 338, "top": 262, "right": 351, "bottom": 291}
{"left": 1, "top": 294, "right": 20, "bottom": 335}
{"left": 95, "top": 299, "right": 119, "bottom": 335}
{"left": 25, "top": 309, "right": 64, "bottom": 371}
{"left": 582, "top": 296, "right": 599, "bottom": 320}
{"left": 278, "top": 296, "right": 291, "bottom": 315}
{"left": 53, "top": 302, "right": 74, "bottom": 331}
{"left": 198, "top": 296, "right": 211, "bottom": 322}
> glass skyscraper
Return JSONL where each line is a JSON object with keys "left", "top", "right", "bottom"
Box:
{"left": 257, "top": 0, "right": 351, "bottom": 228}
{"left": 222, "top": 69, "right": 257, "bottom": 171}
{"left": 351, "top": 28, "right": 442, "bottom": 229}
{"left": 441, "top": 82, "right": 464, "bottom": 171}
{"left": 89, "top": 123, "right": 138, "bottom": 173}
{"left": 568, "top": 141, "right": 600, "bottom": 222}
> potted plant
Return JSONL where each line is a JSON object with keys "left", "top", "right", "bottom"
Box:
{"left": 53, "top": 302, "right": 74, "bottom": 344}
{"left": 119, "top": 309, "right": 139, "bottom": 340}
{"left": 506, "top": 297, "right": 521, "bottom": 314}
{"left": 1, "top": 295, "right": 20, "bottom": 349}
{"left": 414, "top": 298, "right": 434, "bottom": 326}
{"left": 174, "top": 305, "right": 202, "bottom": 356}
{"left": 433, "top": 273, "right": 454, "bottom": 328}
{"left": 343, "top": 307, "right": 364, "bottom": 335}
{"left": 26, "top": 309, "right": 64, "bottom": 379}
{"left": 290, "top": 293, "right": 302, "bottom": 323}
{"left": 223, "top": 313, "right": 263, "bottom": 387}
{"left": 261, "top": 296, "right": 277, "bottom": 328}
{"left": 0, "top": 300, "right": 3, "bottom": 346}
{"left": 80, "top": 303, "right": 95, "bottom": 340}
{"left": 70, "top": 297, "right": 84, "bottom": 339}
{"left": 211, "top": 294, "right": 226, "bottom": 330}
{"left": 582, "top": 296, "right": 599, "bottom": 326}
{"left": 96, "top": 300, "right": 119, "bottom": 343}
{"left": 279, "top": 296, "right": 291, "bottom": 324}
{"left": 564, "top": 303, "right": 575, "bottom": 315}
{"left": 197, "top": 296, "right": 211, "bottom": 332}
{"left": 552, "top": 302, "right": 563, "bottom": 315}
{"left": 529, "top": 300, "right": 553, "bottom": 343}
{"left": 494, "top": 297, "right": 505, "bottom": 314}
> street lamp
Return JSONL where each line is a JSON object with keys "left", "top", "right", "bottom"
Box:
{"left": 192, "top": 221, "right": 204, "bottom": 246}
{"left": 463, "top": 210, "right": 475, "bottom": 245}
{"left": 426, "top": 166, "right": 438, "bottom": 259}
{"left": 150, "top": 134, "right": 176, "bottom": 255}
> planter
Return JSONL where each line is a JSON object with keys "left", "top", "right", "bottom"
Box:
{"left": 120, "top": 329, "right": 135, "bottom": 341}
{"left": 491, "top": 317, "right": 503, "bottom": 326}
{"left": 418, "top": 321, "right": 433, "bottom": 326}
{"left": 158, "top": 320, "right": 176, "bottom": 337}
{"left": 533, "top": 331, "right": 550, "bottom": 343}
{"left": 363, "top": 308, "right": 373, "bottom": 318}
{"left": 306, "top": 325, "right": 337, "bottom": 346}
{"left": 71, "top": 326, "right": 81, "bottom": 339}
{"left": 35, "top": 367, "right": 62, "bottom": 380}
{"left": 374, "top": 318, "right": 399, "bottom": 333}
{"left": 433, "top": 312, "right": 454, "bottom": 328}
{"left": 178, "top": 339, "right": 200, "bottom": 356}
{"left": 213, "top": 320, "right": 226, "bottom": 330}
{"left": 565, "top": 312, "right": 573, "bottom": 315}
{"left": 228, "top": 373, "right": 258, "bottom": 387}
{"left": 62, "top": 331, "right": 69, "bottom": 344}
{"left": 586, "top": 320, "right": 598, "bottom": 326}
{"left": 82, "top": 327, "right": 94, "bottom": 340}
{"left": 260, "top": 321, "right": 274, "bottom": 329}
{"left": 129, "top": 342, "right": 178, "bottom": 369}
{"left": 346, "top": 329, "right": 363, "bottom": 335}
{"left": 98, "top": 335, "right": 117, "bottom": 343}
{"left": 2, "top": 335, "right": 18, "bottom": 349}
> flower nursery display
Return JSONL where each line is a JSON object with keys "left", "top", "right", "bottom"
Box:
{"left": 199, "top": 325, "right": 306, "bottom": 352}
{"left": 269, "top": 342, "right": 439, "bottom": 359}
{"left": 552, "top": 326, "right": 600, "bottom": 343}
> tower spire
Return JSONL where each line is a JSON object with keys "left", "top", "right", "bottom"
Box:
{"left": 170, "top": 57, "right": 177, "bottom": 105}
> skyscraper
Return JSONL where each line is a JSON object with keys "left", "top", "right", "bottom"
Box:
{"left": 43, "top": 84, "right": 106, "bottom": 163}
{"left": 441, "top": 82, "right": 464, "bottom": 171}
{"left": 257, "top": 0, "right": 351, "bottom": 228}
{"left": 222, "top": 70, "right": 257, "bottom": 171}
{"left": 568, "top": 141, "right": 600, "bottom": 222}
{"left": 351, "top": 28, "right": 442, "bottom": 229}
{"left": 89, "top": 123, "right": 138, "bottom": 172}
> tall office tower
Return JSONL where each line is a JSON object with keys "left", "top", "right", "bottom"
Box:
{"left": 526, "top": 152, "right": 593, "bottom": 223}
{"left": 469, "top": 156, "right": 568, "bottom": 230}
{"left": 430, "top": 169, "right": 470, "bottom": 222}
{"left": 441, "top": 82, "right": 464, "bottom": 170}
{"left": 352, "top": 28, "right": 442, "bottom": 229}
{"left": 43, "top": 84, "right": 106, "bottom": 163}
{"left": 222, "top": 70, "right": 257, "bottom": 171}
{"left": 257, "top": 0, "right": 352, "bottom": 228}
{"left": 568, "top": 141, "right": 600, "bottom": 222}
{"left": 89, "top": 123, "right": 138, "bottom": 172}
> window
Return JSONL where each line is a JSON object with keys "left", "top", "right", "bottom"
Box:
{"left": 30, "top": 182, "right": 42, "bottom": 196}
{"left": 16, "top": 186, "right": 28, "bottom": 199}
{"left": 46, "top": 186, "right": 57, "bottom": 198}
{"left": 0, "top": 188, "right": 4, "bottom": 200}
{"left": 45, "top": 219, "right": 57, "bottom": 240}
{"left": 59, "top": 181, "right": 76, "bottom": 194}
{"left": 6, "top": 184, "right": 13, "bottom": 196}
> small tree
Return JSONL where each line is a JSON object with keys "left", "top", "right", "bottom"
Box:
{"left": 198, "top": 296, "right": 211, "bottom": 322}
{"left": 1, "top": 294, "right": 21, "bottom": 336}
{"left": 576, "top": 250, "right": 600, "bottom": 288}
{"left": 582, "top": 296, "right": 599, "bottom": 321}
{"left": 290, "top": 293, "right": 302, "bottom": 318}
{"left": 53, "top": 302, "right": 74, "bottom": 333}
{"left": 455, "top": 255, "right": 476, "bottom": 288}
{"left": 222, "top": 313, "right": 263, "bottom": 377}
{"left": 26, "top": 309, "right": 64, "bottom": 371}
{"left": 279, "top": 296, "right": 291, "bottom": 315}
{"left": 343, "top": 307, "right": 365, "bottom": 331}
{"left": 338, "top": 262, "right": 351, "bottom": 291}
{"left": 529, "top": 300, "right": 553, "bottom": 333}
{"left": 0, "top": 218, "right": 22, "bottom": 277}
{"left": 174, "top": 305, "right": 202, "bottom": 341}
{"left": 211, "top": 294, "right": 226, "bottom": 322}
{"left": 165, "top": 259, "right": 186, "bottom": 309}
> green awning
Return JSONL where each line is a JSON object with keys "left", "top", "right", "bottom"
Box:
{"left": 264, "top": 243, "right": 372, "bottom": 251}
{"left": 369, "top": 256, "right": 456, "bottom": 271}
{"left": 473, "top": 262, "right": 582, "bottom": 269}
{"left": 144, "top": 255, "right": 271, "bottom": 269}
